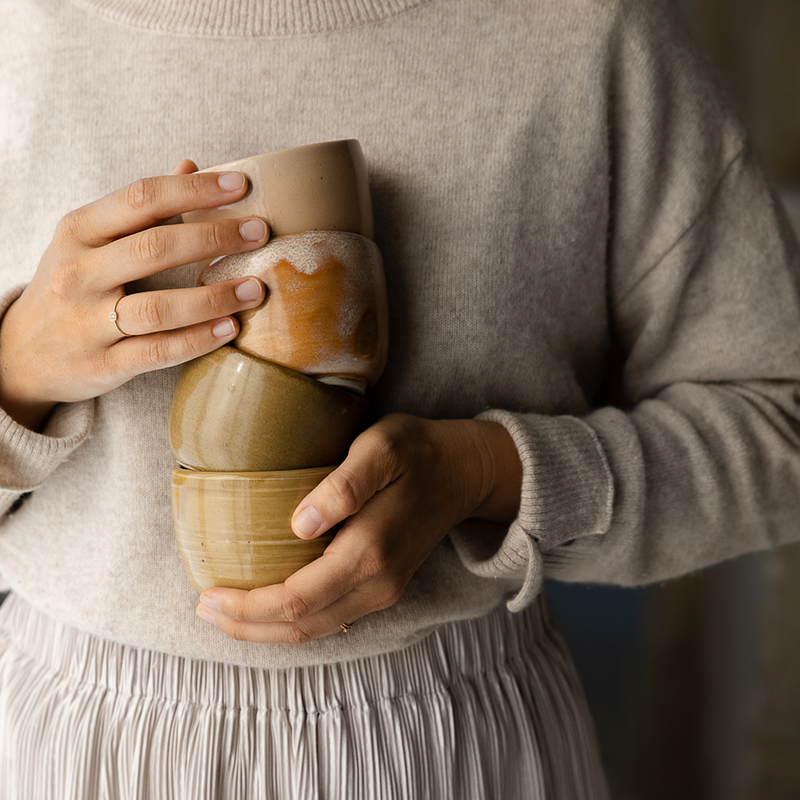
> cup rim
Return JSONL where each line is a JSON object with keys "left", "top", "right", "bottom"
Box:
{"left": 196, "top": 139, "right": 362, "bottom": 174}
{"left": 172, "top": 464, "right": 337, "bottom": 483}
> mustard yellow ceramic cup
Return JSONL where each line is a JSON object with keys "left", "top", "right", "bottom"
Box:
{"left": 181, "top": 140, "right": 374, "bottom": 249}
{"left": 169, "top": 345, "right": 367, "bottom": 472}
{"left": 199, "top": 231, "right": 389, "bottom": 389}
{"left": 172, "top": 465, "right": 335, "bottom": 592}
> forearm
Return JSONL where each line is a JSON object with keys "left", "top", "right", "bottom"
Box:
{"left": 545, "top": 379, "right": 800, "bottom": 585}
{"left": 453, "top": 377, "right": 800, "bottom": 603}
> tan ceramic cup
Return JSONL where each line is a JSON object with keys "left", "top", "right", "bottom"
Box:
{"left": 169, "top": 345, "right": 367, "bottom": 472}
{"left": 200, "top": 231, "right": 388, "bottom": 389}
{"left": 172, "top": 465, "right": 335, "bottom": 592}
{"left": 181, "top": 140, "right": 374, "bottom": 252}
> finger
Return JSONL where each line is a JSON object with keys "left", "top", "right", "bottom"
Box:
{"left": 107, "top": 315, "right": 239, "bottom": 374}
{"left": 62, "top": 171, "right": 251, "bottom": 247}
{"left": 95, "top": 216, "right": 269, "bottom": 286}
{"left": 196, "top": 586, "right": 375, "bottom": 645}
{"left": 110, "top": 276, "right": 265, "bottom": 337}
{"left": 200, "top": 497, "right": 405, "bottom": 626}
{"left": 291, "top": 421, "right": 408, "bottom": 539}
{"left": 171, "top": 159, "right": 199, "bottom": 175}
{"left": 198, "top": 547, "right": 363, "bottom": 625}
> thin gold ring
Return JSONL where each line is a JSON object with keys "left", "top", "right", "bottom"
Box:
{"left": 340, "top": 622, "right": 353, "bottom": 634}
{"left": 109, "top": 295, "right": 131, "bottom": 338}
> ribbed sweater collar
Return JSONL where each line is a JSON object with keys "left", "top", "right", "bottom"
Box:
{"left": 71, "top": 0, "right": 429, "bottom": 36}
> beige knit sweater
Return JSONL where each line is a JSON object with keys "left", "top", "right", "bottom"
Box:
{"left": 1, "top": 0, "right": 800, "bottom": 668}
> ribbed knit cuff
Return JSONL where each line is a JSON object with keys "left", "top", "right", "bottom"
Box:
{"left": 0, "top": 284, "right": 95, "bottom": 515}
{"left": 450, "top": 410, "right": 614, "bottom": 611}
{"left": 0, "top": 401, "right": 95, "bottom": 515}
{"left": 450, "top": 520, "right": 545, "bottom": 613}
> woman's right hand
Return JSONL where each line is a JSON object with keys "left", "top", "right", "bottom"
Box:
{"left": 0, "top": 163, "right": 269, "bottom": 432}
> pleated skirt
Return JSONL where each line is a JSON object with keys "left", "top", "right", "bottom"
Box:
{"left": 0, "top": 592, "right": 609, "bottom": 800}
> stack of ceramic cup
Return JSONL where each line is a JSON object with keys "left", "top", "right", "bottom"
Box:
{"left": 169, "top": 141, "right": 388, "bottom": 593}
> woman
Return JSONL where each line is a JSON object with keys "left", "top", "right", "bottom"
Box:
{"left": 1, "top": 0, "right": 799, "bottom": 796}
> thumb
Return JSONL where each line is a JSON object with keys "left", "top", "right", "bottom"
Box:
{"left": 291, "top": 422, "right": 406, "bottom": 540}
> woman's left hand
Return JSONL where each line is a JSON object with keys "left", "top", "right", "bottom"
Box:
{"left": 195, "top": 413, "right": 522, "bottom": 643}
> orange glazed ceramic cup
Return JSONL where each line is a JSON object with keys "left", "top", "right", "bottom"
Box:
{"left": 199, "top": 231, "right": 389, "bottom": 390}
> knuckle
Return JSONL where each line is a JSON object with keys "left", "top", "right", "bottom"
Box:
{"left": 280, "top": 589, "right": 310, "bottom": 623}
{"left": 201, "top": 222, "right": 228, "bottom": 254}
{"left": 137, "top": 293, "right": 166, "bottom": 329}
{"left": 363, "top": 423, "right": 408, "bottom": 476}
{"left": 286, "top": 623, "right": 313, "bottom": 645}
{"left": 47, "top": 258, "right": 84, "bottom": 297}
{"left": 325, "top": 470, "right": 361, "bottom": 515}
{"left": 180, "top": 327, "right": 211, "bottom": 360}
{"left": 229, "top": 623, "right": 251, "bottom": 643}
{"left": 92, "top": 347, "right": 121, "bottom": 381}
{"left": 90, "top": 347, "right": 111, "bottom": 378}
{"left": 183, "top": 173, "right": 210, "bottom": 204}
{"left": 203, "top": 285, "right": 229, "bottom": 319}
{"left": 131, "top": 226, "right": 171, "bottom": 266}
{"left": 374, "top": 577, "right": 405, "bottom": 610}
{"left": 140, "top": 336, "right": 171, "bottom": 369}
{"left": 54, "top": 210, "right": 86, "bottom": 244}
{"left": 171, "top": 328, "right": 209, "bottom": 364}
{"left": 358, "top": 548, "right": 391, "bottom": 583}
{"left": 228, "top": 593, "right": 251, "bottom": 622}
{"left": 125, "top": 176, "right": 158, "bottom": 211}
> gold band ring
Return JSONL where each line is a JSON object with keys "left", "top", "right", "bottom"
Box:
{"left": 340, "top": 622, "right": 353, "bottom": 634}
{"left": 109, "top": 295, "right": 131, "bottom": 338}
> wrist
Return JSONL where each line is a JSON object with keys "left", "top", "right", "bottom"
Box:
{"left": 0, "top": 388, "right": 54, "bottom": 432}
{"left": 460, "top": 419, "right": 523, "bottom": 525}
{"left": 0, "top": 360, "right": 55, "bottom": 430}
{"left": 0, "top": 300, "right": 56, "bottom": 431}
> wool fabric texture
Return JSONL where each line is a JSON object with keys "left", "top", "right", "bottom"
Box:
{"left": 1, "top": 0, "right": 800, "bottom": 673}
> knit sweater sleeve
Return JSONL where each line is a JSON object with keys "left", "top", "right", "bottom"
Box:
{"left": 0, "top": 285, "right": 95, "bottom": 517}
{"left": 451, "top": 0, "right": 800, "bottom": 610}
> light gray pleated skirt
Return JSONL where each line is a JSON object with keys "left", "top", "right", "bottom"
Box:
{"left": 0, "top": 592, "right": 608, "bottom": 800}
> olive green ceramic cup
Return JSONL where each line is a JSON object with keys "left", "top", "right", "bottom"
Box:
{"left": 172, "top": 465, "right": 335, "bottom": 592}
{"left": 169, "top": 346, "right": 367, "bottom": 472}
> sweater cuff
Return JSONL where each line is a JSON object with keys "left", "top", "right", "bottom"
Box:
{"left": 0, "top": 284, "right": 95, "bottom": 514}
{"left": 450, "top": 410, "right": 614, "bottom": 611}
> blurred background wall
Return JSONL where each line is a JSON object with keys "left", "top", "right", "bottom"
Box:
{"left": 548, "top": 2, "right": 800, "bottom": 797}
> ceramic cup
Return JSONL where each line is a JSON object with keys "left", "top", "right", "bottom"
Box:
{"left": 172, "top": 465, "right": 336, "bottom": 592}
{"left": 169, "top": 345, "right": 367, "bottom": 472}
{"left": 199, "top": 231, "right": 389, "bottom": 389}
{"left": 181, "top": 140, "right": 374, "bottom": 252}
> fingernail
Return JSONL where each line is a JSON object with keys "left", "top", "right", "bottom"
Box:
{"left": 293, "top": 506, "right": 322, "bottom": 539}
{"left": 212, "top": 318, "right": 235, "bottom": 338}
{"left": 239, "top": 219, "right": 267, "bottom": 241}
{"left": 235, "top": 278, "right": 262, "bottom": 302}
{"left": 219, "top": 172, "right": 246, "bottom": 192}
{"left": 200, "top": 594, "right": 220, "bottom": 612}
{"left": 197, "top": 607, "right": 217, "bottom": 627}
